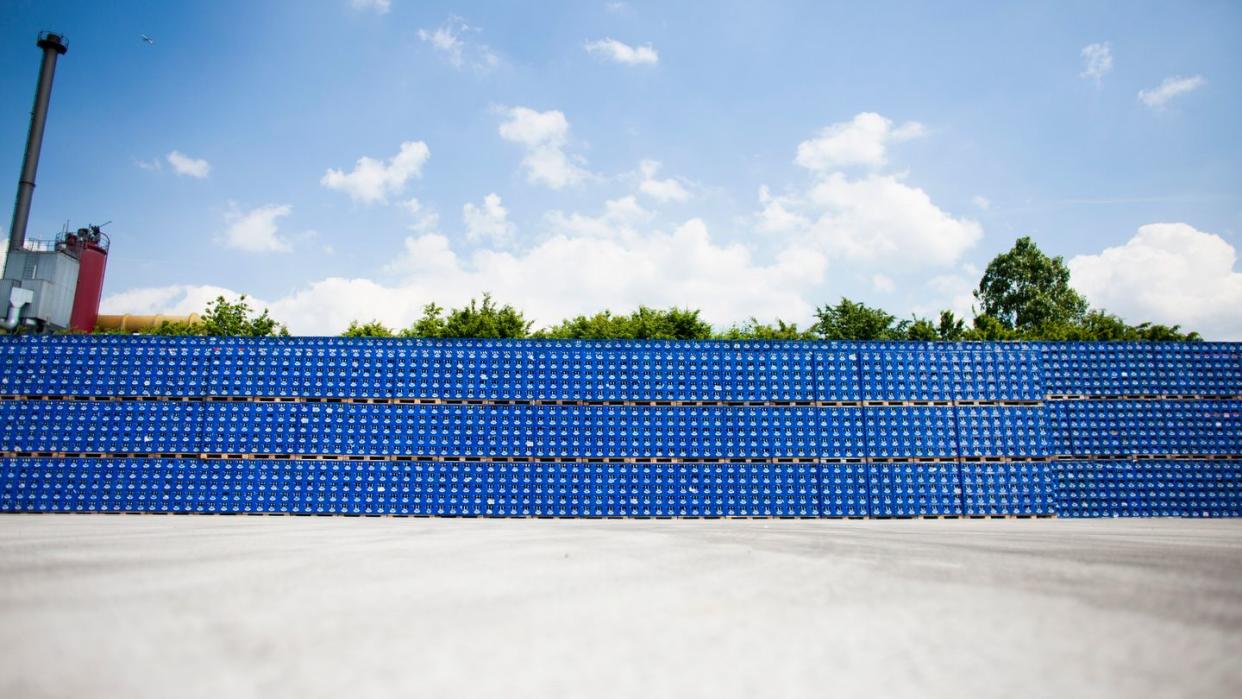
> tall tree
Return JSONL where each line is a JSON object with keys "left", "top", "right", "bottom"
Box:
{"left": 341, "top": 320, "right": 394, "bottom": 338}
{"left": 812, "top": 298, "right": 907, "bottom": 340}
{"left": 716, "top": 318, "right": 815, "bottom": 341}
{"left": 936, "top": 310, "right": 967, "bottom": 341}
{"left": 975, "top": 236, "right": 1088, "bottom": 331}
{"left": 539, "top": 306, "right": 714, "bottom": 340}
{"left": 401, "top": 294, "right": 531, "bottom": 339}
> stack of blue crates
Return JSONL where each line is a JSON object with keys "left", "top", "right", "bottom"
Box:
{"left": 867, "top": 462, "right": 961, "bottom": 516}
{"left": 1061, "top": 400, "right": 1242, "bottom": 456}
{"left": 0, "top": 336, "right": 1237, "bottom": 517}
{"left": 864, "top": 406, "right": 958, "bottom": 458}
{"left": 1054, "top": 460, "right": 1242, "bottom": 517}
{"left": 957, "top": 405, "right": 1047, "bottom": 458}
{"left": 820, "top": 464, "right": 868, "bottom": 516}
{"left": 1040, "top": 341, "right": 1241, "bottom": 517}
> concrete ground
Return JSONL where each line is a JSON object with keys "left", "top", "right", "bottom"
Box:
{"left": 0, "top": 516, "right": 1239, "bottom": 699}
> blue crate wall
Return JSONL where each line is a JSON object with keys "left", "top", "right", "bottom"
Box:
{"left": 1054, "top": 460, "right": 1242, "bottom": 518}
{"left": 200, "top": 401, "right": 305, "bottom": 454}
{"left": 953, "top": 347, "right": 1044, "bottom": 401}
{"left": 628, "top": 463, "right": 821, "bottom": 517}
{"left": 960, "top": 461, "right": 1053, "bottom": 516}
{"left": 1, "top": 340, "right": 212, "bottom": 397}
{"left": 1148, "top": 344, "right": 1242, "bottom": 396}
{"left": 283, "top": 460, "right": 823, "bottom": 517}
{"left": 1064, "top": 400, "right": 1242, "bottom": 456}
{"left": 862, "top": 406, "right": 959, "bottom": 458}
{"left": 0, "top": 458, "right": 252, "bottom": 513}
{"left": 814, "top": 346, "right": 863, "bottom": 402}
{"left": 956, "top": 406, "right": 1048, "bottom": 458}
{"left": 859, "top": 347, "right": 955, "bottom": 401}
{"left": 1038, "top": 343, "right": 1242, "bottom": 397}
{"left": 857, "top": 345, "right": 1042, "bottom": 402}
{"left": 0, "top": 458, "right": 830, "bottom": 517}
{"left": 207, "top": 341, "right": 400, "bottom": 398}
{"left": 1043, "top": 402, "right": 1074, "bottom": 455}
{"left": 383, "top": 345, "right": 821, "bottom": 402}
{"left": 1039, "top": 343, "right": 1154, "bottom": 396}
{"left": 0, "top": 344, "right": 15, "bottom": 393}
{"left": 817, "top": 407, "right": 867, "bottom": 458}
{"left": 203, "top": 403, "right": 836, "bottom": 459}
{"left": 867, "top": 462, "right": 963, "bottom": 516}
{"left": 0, "top": 400, "right": 204, "bottom": 453}
{"left": 820, "top": 464, "right": 869, "bottom": 516}
{"left": 1156, "top": 401, "right": 1242, "bottom": 454}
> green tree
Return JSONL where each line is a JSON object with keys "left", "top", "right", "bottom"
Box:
{"left": 400, "top": 303, "right": 446, "bottom": 338}
{"left": 628, "top": 307, "right": 713, "bottom": 340}
{"left": 539, "top": 306, "right": 714, "bottom": 340}
{"left": 199, "top": 296, "right": 286, "bottom": 337}
{"left": 146, "top": 320, "right": 204, "bottom": 336}
{"left": 904, "top": 317, "right": 938, "bottom": 341}
{"left": 402, "top": 294, "right": 531, "bottom": 339}
{"left": 147, "top": 295, "right": 286, "bottom": 337}
{"left": 341, "top": 320, "right": 395, "bottom": 338}
{"left": 975, "top": 236, "right": 1088, "bottom": 331}
{"left": 538, "top": 310, "right": 635, "bottom": 339}
{"left": 716, "top": 318, "right": 815, "bottom": 341}
{"left": 812, "top": 298, "right": 907, "bottom": 340}
{"left": 963, "top": 314, "right": 1019, "bottom": 341}
{"left": 1040, "top": 310, "right": 1200, "bottom": 341}
{"left": 936, "top": 310, "right": 968, "bottom": 341}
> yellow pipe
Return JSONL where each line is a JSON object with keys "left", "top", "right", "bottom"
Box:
{"left": 94, "top": 313, "right": 202, "bottom": 332}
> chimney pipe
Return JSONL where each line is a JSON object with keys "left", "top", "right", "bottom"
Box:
{"left": 7, "top": 32, "right": 68, "bottom": 253}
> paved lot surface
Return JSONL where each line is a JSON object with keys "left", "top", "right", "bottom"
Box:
{"left": 0, "top": 516, "right": 1240, "bottom": 699}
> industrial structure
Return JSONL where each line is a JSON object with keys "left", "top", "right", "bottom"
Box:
{"left": 2, "top": 32, "right": 110, "bottom": 333}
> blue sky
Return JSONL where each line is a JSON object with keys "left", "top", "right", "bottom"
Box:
{"left": 3, "top": 1, "right": 1240, "bottom": 336}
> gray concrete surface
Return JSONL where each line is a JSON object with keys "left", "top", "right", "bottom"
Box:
{"left": 0, "top": 516, "right": 1240, "bottom": 699}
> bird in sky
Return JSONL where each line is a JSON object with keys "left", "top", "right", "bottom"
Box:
{"left": 140, "top": 34, "right": 155, "bottom": 45}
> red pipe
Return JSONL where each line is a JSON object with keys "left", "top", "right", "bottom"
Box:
{"left": 69, "top": 241, "right": 107, "bottom": 332}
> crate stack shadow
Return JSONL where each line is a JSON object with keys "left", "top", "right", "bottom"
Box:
{"left": 0, "top": 336, "right": 1238, "bottom": 517}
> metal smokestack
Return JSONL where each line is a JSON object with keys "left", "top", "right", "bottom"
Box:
{"left": 7, "top": 32, "right": 68, "bottom": 253}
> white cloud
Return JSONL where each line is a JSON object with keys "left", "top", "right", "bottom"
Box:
{"left": 872, "top": 274, "right": 895, "bottom": 293}
{"left": 218, "top": 203, "right": 293, "bottom": 253}
{"left": 106, "top": 215, "right": 827, "bottom": 335}
{"left": 321, "top": 141, "right": 430, "bottom": 204}
{"left": 584, "top": 38, "right": 659, "bottom": 66}
{"left": 497, "top": 107, "right": 589, "bottom": 189}
{"left": 763, "top": 113, "right": 980, "bottom": 271}
{"left": 972, "top": 195, "right": 990, "bottom": 210}
{"left": 757, "top": 185, "right": 811, "bottom": 234}
{"left": 417, "top": 17, "right": 499, "bottom": 72}
{"left": 350, "top": 0, "right": 390, "bottom": 14}
{"left": 166, "top": 150, "right": 210, "bottom": 178}
{"left": 1080, "top": 43, "right": 1113, "bottom": 82}
{"left": 402, "top": 198, "right": 440, "bottom": 234}
{"left": 135, "top": 158, "right": 162, "bottom": 172}
{"left": 805, "top": 174, "right": 981, "bottom": 266}
{"left": 922, "top": 267, "right": 979, "bottom": 320}
{"left": 759, "top": 173, "right": 981, "bottom": 268}
{"left": 1068, "top": 223, "right": 1242, "bottom": 340}
{"left": 1138, "top": 75, "right": 1206, "bottom": 108}
{"left": 101, "top": 284, "right": 243, "bottom": 317}
{"left": 545, "top": 196, "right": 653, "bottom": 239}
{"left": 637, "top": 160, "right": 689, "bottom": 202}
{"left": 462, "top": 193, "right": 515, "bottom": 244}
{"left": 794, "top": 112, "right": 924, "bottom": 172}
{"left": 419, "top": 27, "right": 462, "bottom": 65}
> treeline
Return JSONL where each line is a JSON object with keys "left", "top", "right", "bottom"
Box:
{"left": 123, "top": 236, "right": 1201, "bottom": 341}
